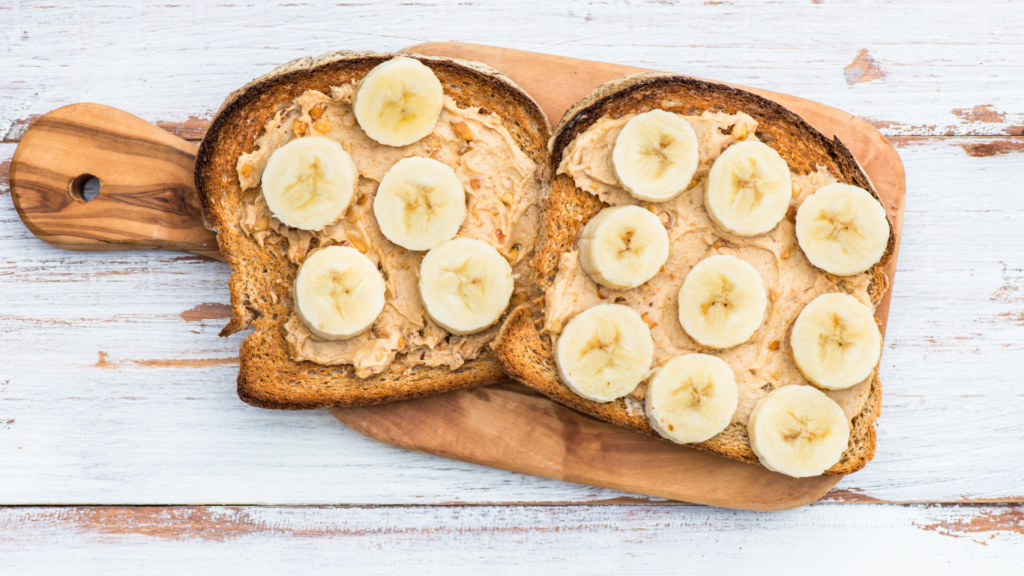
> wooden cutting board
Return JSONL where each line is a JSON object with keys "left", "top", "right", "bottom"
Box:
{"left": 8, "top": 42, "right": 905, "bottom": 511}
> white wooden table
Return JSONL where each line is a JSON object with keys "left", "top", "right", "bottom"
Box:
{"left": 2, "top": 1, "right": 1023, "bottom": 572}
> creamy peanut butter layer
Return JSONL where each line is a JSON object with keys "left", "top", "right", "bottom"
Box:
{"left": 236, "top": 84, "right": 542, "bottom": 377}
{"left": 545, "top": 111, "right": 875, "bottom": 425}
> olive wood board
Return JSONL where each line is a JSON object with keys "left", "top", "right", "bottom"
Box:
{"left": 8, "top": 42, "right": 905, "bottom": 511}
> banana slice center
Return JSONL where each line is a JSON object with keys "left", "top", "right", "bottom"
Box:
{"left": 819, "top": 210, "right": 867, "bottom": 256}
{"left": 579, "top": 322, "right": 631, "bottom": 376}
{"left": 281, "top": 157, "right": 328, "bottom": 211}
{"left": 443, "top": 258, "right": 487, "bottom": 313}
{"left": 781, "top": 413, "right": 823, "bottom": 444}
{"left": 398, "top": 184, "right": 448, "bottom": 233}
{"left": 382, "top": 88, "right": 420, "bottom": 128}
{"left": 674, "top": 376, "right": 713, "bottom": 412}
{"left": 324, "top": 271, "right": 365, "bottom": 319}
{"left": 639, "top": 134, "right": 678, "bottom": 177}
{"left": 700, "top": 276, "right": 737, "bottom": 323}
{"left": 729, "top": 174, "right": 765, "bottom": 215}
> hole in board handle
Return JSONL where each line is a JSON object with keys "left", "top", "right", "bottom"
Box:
{"left": 69, "top": 174, "right": 101, "bottom": 202}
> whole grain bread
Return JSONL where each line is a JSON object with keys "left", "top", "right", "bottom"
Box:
{"left": 194, "top": 51, "right": 550, "bottom": 409}
{"left": 494, "top": 72, "right": 894, "bottom": 476}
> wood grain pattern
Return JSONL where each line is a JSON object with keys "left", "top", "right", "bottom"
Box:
{"left": 333, "top": 383, "right": 839, "bottom": 510}
{"left": 6, "top": 44, "right": 904, "bottom": 510}
{"left": 9, "top": 104, "right": 220, "bottom": 259}
{"left": 2, "top": 504, "right": 1022, "bottom": 574}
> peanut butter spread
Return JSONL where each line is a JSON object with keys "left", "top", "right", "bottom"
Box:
{"left": 546, "top": 111, "right": 875, "bottom": 425}
{"left": 236, "top": 84, "right": 541, "bottom": 377}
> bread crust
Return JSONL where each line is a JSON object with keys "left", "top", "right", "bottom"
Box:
{"left": 194, "top": 51, "right": 549, "bottom": 409}
{"left": 496, "top": 73, "right": 893, "bottom": 476}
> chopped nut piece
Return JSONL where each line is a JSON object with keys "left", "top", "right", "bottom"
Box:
{"left": 496, "top": 229, "right": 506, "bottom": 243}
{"left": 313, "top": 119, "right": 331, "bottom": 133}
{"left": 253, "top": 216, "right": 270, "bottom": 232}
{"left": 732, "top": 122, "right": 748, "bottom": 140}
{"left": 240, "top": 164, "right": 253, "bottom": 176}
{"left": 345, "top": 210, "right": 359, "bottom": 224}
{"left": 688, "top": 178, "right": 699, "bottom": 190}
{"left": 769, "top": 340, "right": 780, "bottom": 351}
{"left": 453, "top": 121, "right": 474, "bottom": 141}
{"left": 341, "top": 114, "right": 356, "bottom": 128}
{"left": 508, "top": 245, "right": 520, "bottom": 259}
{"left": 346, "top": 230, "right": 368, "bottom": 253}
{"left": 309, "top": 102, "right": 327, "bottom": 120}
{"left": 292, "top": 120, "right": 308, "bottom": 136}
{"left": 397, "top": 337, "right": 406, "bottom": 349}
{"left": 781, "top": 248, "right": 791, "bottom": 260}
{"left": 641, "top": 312, "right": 657, "bottom": 329}
{"left": 471, "top": 179, "right": 483, "bottom": 191}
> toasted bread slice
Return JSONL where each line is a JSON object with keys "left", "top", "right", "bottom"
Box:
{"left": 495, "top": 73, "right": 894, "bottom": 475}
{"left": 195, "top": 51, "right": 549, "bottom": 409}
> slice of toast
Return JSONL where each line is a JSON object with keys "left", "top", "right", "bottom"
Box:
{"left": 495, "top": 73, "right": 894, "bottom": 475}
{"left": 195, "top": 51, "right": 550, "bottom": 409}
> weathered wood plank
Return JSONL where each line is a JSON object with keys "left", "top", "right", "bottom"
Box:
{"left": 1, "top": 1, "right": 1023, "bottom": 139}
{"left": 3, "top": 137, "right": 1024, "bottom": 504}
{"left": 1, "top": 505, "right": 1022, "bottom": 573}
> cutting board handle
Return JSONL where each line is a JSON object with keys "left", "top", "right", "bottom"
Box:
{"left": 9, "top": 103, "right": 221, "bottom": 259}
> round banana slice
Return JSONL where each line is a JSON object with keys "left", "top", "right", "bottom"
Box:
{"left": 790, "top": 292, "right": 881, "bottom": 390}
{"left": 747, "top": 385, "right": 850, "bottom": 478}
{"left": 796, "top": 183, "right": 890, "bottom": 276}
{"left": 295, "top": 246, "right": 386, "bottom": 340}
{"left": 353, "top": 57, "right": 444, "bottom": 147}
{"left": 645, "top": 353, "right": 738, "bottom": 444}
{"left": 262, "top": 137, "right": 358, "bottom": 231}
{"left": 579, "top": 205, "right": 670, "bottom": 290}
{"left": 419, "top": 238, "right": 514, "bottom": 335}
{"left": 612, "top": 109, "right": 700, "bottom": 203}
{"left": 677, "top": 254, "right": 767, "bottom": 349}
{"left": 705, "top": 140, "right": 792, "bottom": 237}
{"left": 555, "top": 304, "right": 654, "bottom": 403}
{"left": 374, "top": 156, "right": 467, "bottom": 251}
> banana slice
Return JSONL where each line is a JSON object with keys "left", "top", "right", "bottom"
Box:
{"left": 374, "top": 156, "right": 467, "bottom": 251}
{"left": 579, "top": 205, "right": 670, "bottom": 290}
{"left": 790, "top": 293, "right": 881, "bottom": 390}
{"left": 677, "top": 255, "right": 767, "bottom": 349}
{"left": 747, "top": 385, "right": 850, "bottom": 478}
{"left": 262, "top": 137, "right": 358, "bottom": 231}
{"left": 418, "top": 238, "right": 514, "bottom": 335}
{"left": 555, "top": 304, "right": 655, "bottom": 403}
{"left": 645, "top": 353, "right": 738, "bottom": 444}
{"left": 612, "top": 109, "right": 700, "bottom": 202}
{"left": 796, "top": 183, "right": 890, "bottom": 276}
{"left": 295, "top": 246, "right": 386, "bottom": 340}
{"left": 353, "top": 57, "right": 444, "bottom": 147}
{"left": 705, "top": 141, "right": 792, "bottom": 236}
